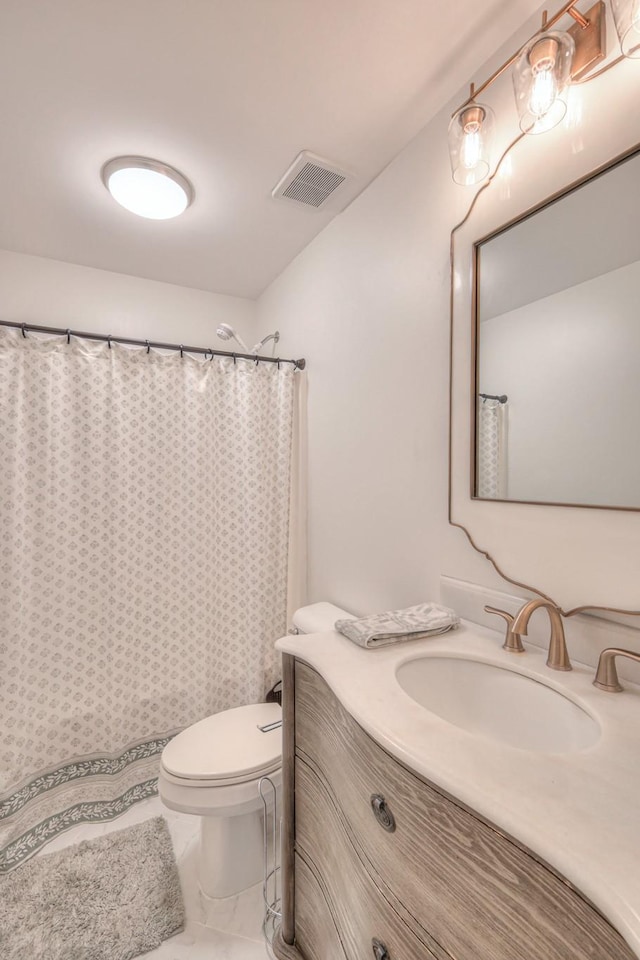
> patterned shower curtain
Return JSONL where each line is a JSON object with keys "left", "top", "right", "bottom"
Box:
{"left": 477, "top": 398, "right": 508, "bottom": 499}
{"left": 0, "top": 328, "right": 299, "bottom": 871}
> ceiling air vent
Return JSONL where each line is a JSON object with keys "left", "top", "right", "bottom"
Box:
{"left": 272, "top": 151, "right": 350, "bottom": 208}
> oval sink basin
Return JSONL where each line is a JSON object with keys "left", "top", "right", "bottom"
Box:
{"left": 396, "top": 656, "right": 600, "bottom": 752}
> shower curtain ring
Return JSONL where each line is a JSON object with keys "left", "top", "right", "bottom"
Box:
{"left": 21, "top": 323, "right": 27, "bottom": 338}
{"left": 210, "top": 349, "right": 215, "bottom": 361}
{"left": 146, "top": 340, "right": 150, "bottom": 354}
{"left": 232, "top": 353, "right": 236, "bottom": 364}
{"left": 277, "top": 358, "right": 280, "bottom": 369}
{"left": 66, "top": 329, "right": 71, "bottom": 344}
{"left": 180, "top": 344, "right": 184, "bottom": 358}
{"left": 107, "top": 335, "right": 112, "bottom": 349}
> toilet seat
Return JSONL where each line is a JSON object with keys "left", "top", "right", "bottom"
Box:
{"left": 161, "top": 701, "right": 282, "bottom": 784}
{"left": 158, "top": 699, "right": 283, "bottom": 817}
{"left": 159, "top": 763, "right": 282, "bottom": 818}
{"left": 160, "top": 759, "right": 280, "bottom": 789}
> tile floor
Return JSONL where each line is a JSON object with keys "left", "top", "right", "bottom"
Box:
{"left": 43, "top": 795, "right": 271, "bottom": 960}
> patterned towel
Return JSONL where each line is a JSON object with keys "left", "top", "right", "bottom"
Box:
{"left": 335, "top": 603, "right": 460, "bottom": 649}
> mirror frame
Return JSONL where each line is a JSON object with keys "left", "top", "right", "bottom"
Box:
{"left": 472, "top": 142, "right": 640, "bottom": 511}
{"left": 449, "top": 57, "right": 640, "bottom": 615}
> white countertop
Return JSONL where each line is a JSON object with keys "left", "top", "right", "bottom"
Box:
{"left": 276, "top": 621, "right": 640, "bottom": 957}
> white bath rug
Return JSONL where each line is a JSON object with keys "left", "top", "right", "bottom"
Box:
{"left": 0, "top": 815, "right": 184, "bottom": 960}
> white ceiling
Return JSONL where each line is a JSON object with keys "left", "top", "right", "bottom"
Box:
{"left": 1, "top": 0, "right": 542, "bottom": 299}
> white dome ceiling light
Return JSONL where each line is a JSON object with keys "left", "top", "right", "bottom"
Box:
{"left": 101, "top": 156, "right": 194, "bottom": 220}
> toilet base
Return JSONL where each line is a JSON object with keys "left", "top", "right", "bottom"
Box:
{"left": 198, "top": 808, "right": 265, "bottom": 899}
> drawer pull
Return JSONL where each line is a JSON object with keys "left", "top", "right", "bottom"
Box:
{"left": 370, "top": 794, "right": 396, "bottom": 832}
{"left": 371, "top": 937, "right": 390, "bottom": 960}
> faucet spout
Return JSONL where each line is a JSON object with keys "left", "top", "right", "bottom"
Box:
{"left": 512, "top": 598, "right": 571, "bottom": 671}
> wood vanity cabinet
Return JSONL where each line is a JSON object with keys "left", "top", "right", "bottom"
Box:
{"left": 274, "top": 656, "right": 636, "bottom": 960}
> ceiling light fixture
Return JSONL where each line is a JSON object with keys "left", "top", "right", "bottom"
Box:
{"left": 101, "top": 156, "right": 194, "bottom": 220}
{"left": 447, "top": 1, "right": 614, "bottom": 185}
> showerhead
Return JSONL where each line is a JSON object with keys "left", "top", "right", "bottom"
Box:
{"left": 215, "top": 323, "right": 233, "bottom": 341}
{"left": 216, "top": 323, "right": 249, "bottom": 353}
{"left": 216, "top": 324, "right": 281, "bottom": 357}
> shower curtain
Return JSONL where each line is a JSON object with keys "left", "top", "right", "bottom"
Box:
{"left": 477, "top": 398, "right": 508, "bottom": 499}
{"left": 0, "top": 327, "right": 302, "bottom": 871}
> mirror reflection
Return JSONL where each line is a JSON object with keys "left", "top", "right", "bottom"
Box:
{"left": 475, "top": 148, "right": 640, "bottom": 509}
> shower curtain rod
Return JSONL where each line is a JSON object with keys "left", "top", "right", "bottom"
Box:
{"left": 0, "top": 319, "right": 306, "bottom": 370}
{"left": 479, "top": 392, "right": 507, "bottom": 403}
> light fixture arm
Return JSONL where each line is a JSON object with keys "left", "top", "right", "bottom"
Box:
{"left": 568, "top": 5, "right": 590, "bottom": 26}
{"left": 453, "top": 0, "right": 596, "bottom": 117}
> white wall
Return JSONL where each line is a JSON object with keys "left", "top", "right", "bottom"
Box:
{"left": 255, "top": 7, "right": 634, "bottom": 617}
{"left": 257, "top": 76, "right": 512, "bottom": 615}
{"left": 0, "top": 248, "right": 257, "bottom": 347}
{"left": 480, "top": 259, "right": 640, "bottom": 507}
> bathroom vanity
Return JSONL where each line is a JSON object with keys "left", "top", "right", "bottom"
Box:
{"left": 274, "top": 625, "right": 640, "bottom": 960}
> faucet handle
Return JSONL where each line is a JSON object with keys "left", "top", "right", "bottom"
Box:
{"left": 594, "top": 647, "right": 640, "bottom": 692}
{"left": 484, "top": 606, "right": 525, "bottom": 653}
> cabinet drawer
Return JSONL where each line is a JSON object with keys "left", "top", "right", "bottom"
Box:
{"left": 295, "top": 854, "right": 347, "bottom": 960}
{"left": 296, "top": 758, "right": 442, "bottom": 960}
{"left": 295, "top": 661, "right": 635, "bottom": 960}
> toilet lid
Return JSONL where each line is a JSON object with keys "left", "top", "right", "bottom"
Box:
{"left": 162, "top": 702, "right": 282, "bottom": 781}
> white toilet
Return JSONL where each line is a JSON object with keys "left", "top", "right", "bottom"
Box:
{"left": 158, "top": 602, "right": 353, "bottom": 903}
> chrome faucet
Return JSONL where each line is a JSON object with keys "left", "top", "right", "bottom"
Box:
{"left": 593, "top": 648, "right": 640, "bottom": 692}
{"left": 511, "top": 598, "right": 571, "bottom": 671}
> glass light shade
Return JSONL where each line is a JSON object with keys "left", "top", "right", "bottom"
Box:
{"left": 448, "top": 102, "right": 495, "bottom": 186}
{"left": 611, "top": 0, "right": 640, "bottom": 57}
{"left": 512, "top": 31, "right": 575, "bottom": 135}
{"left": 101, "top": 157, "right": 194, "bottom": 219}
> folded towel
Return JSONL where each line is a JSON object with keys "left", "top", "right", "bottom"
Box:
{"left": 335, "top": 602, "right": 460, "bottom": 649}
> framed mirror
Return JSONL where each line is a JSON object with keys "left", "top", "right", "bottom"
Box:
{"left": 474, "top": 147, "right": 640, "bottom": 510}
{"left": 450, "top": 58, "right": 640, "bottom": 613}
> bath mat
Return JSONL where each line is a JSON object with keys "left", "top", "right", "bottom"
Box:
{"left": 0, "top": 815, "right": 184, "bottom": 960}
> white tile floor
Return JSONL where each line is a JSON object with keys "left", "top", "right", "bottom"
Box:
{"left": 44, "top": 796, "right": 271, "bottom": 960}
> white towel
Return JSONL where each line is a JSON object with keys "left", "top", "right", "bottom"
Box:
{"left": 335, "top": 602, "right": 459, "bottom": 649}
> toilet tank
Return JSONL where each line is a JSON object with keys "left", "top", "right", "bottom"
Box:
{"left": 292, "top": 602, "right": 355, "bottom": 635}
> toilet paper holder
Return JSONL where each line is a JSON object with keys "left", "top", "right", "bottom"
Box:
{"left": 259, "top": 775, "right": 281, "bottom": 953}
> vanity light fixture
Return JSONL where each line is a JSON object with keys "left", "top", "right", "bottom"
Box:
{"left": 101, "top": 156, "right": 194, "bottom": 219}
{"left": 611, "top": 0, "right": 640, "bottom": 56}
{"left": 448, "top": 0, "right": 611, "bottom": 184}
{"left": 448, "top": 98, "right": 495, "bottom": 185}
